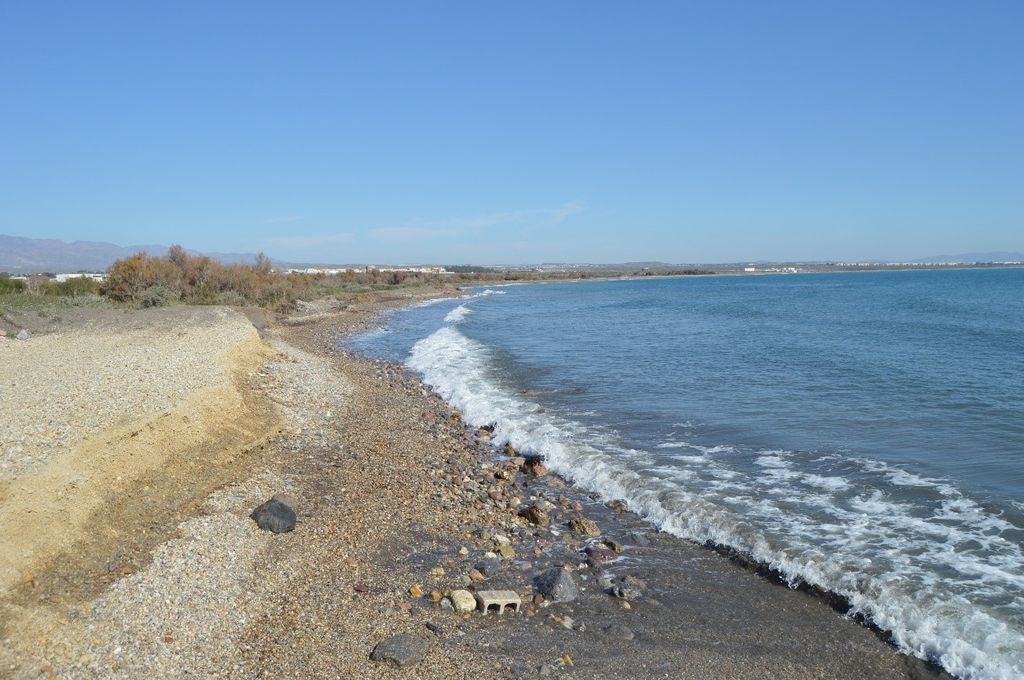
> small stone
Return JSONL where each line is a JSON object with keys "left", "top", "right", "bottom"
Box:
{"left": 457, "top": 546, "right": 469, "bottom": 557}
{"left": 468, "top": 569, "right": 485, "bottom": 582}
{"left": 524, "top": 457, "right": 548, "bottom": 477}
{"left": 250, "top": 498, "right": 297, "bottom": 533}
{"left": 606, "top": 499, "right": 628, "bottom": 512}
{"left": 603, "top": 538, "right": 624, "bottom": 553}
{"left": 354, "top": 583, "right": 369, "bottom": 593}
{"left": 16, "top": 329, "right": 30, "bottom": 341}
{"left": 449, "top": 589, "right": 476, "bottom": 613}
{"left": 568, "top": 517, "right": 600, "bottom": 537}
{"left": 610, "top": 575, "right": 646, "bottom": 601}
{"left": 534, "top": 567, "right": 580, "bottom": 603}
{"left": 474, "top": 558, "right": 500, "bottom": 577}
{"left": 430, "top": 567, "right": 445, "bottom": 577}
{"left": 519, "top": 504, "right": 550, "bottom": 526}
{"left": 370, "top": 633, "right": 429, "bottom": 668}
{"left": 409, "top": 585, "right": 423, "bottom": 598}
{"left": 428, "top": 590, "right": 443, "bottom": 602}
{"left": 585, "top": 546, "right": 618, "bottom": 565}
{"left": 497, "top": 544, "right": 515, "bottom": 560}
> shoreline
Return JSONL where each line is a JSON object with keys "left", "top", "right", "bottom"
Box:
{"left": 328, "top": 294, "right": 949, "bottom": 679}
{"left": 0, "top": 292, "right": 951, "bottom": 677}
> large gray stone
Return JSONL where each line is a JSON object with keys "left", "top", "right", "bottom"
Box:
{"left": 250, "top": 498, "right": 296, "bottom": 533}
{"left": 534, "top": 567, "right": 580, "bottom": 603}
{"left": 370, "top": 633, "right": 429, "bottom": 667}
{"left": 474, "top": 558, "right": 501, "bottom": 578}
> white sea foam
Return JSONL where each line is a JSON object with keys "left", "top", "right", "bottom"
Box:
{"left": 444, "top": 304, "right": 472, "bottom": 324}
{"left": 407, "top": 325, "right": 1024, "bottom": 679}
{"left": 656, "top": 440, "right": 734, "bottom": 454}
{"left": 407, "top": 295, "right": 461, "bottom": 308}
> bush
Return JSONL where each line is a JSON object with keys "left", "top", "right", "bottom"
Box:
{"left": 0, "top": 276, "right": 27, "bottom": 294}
{"left": 140, "top": 285, "right": 171, "bottom": 308}
{"left": 213, "top": 290, "right": 247, "bottom": 306}
{"left": 41, "top": 277, "right": 102, "bottom": 296}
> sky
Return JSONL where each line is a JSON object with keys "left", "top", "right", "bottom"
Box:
{"left": 1, "top": 2, "right": 1022, "bottom": 265}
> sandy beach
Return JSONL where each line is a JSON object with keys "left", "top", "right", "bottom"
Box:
{"left": 0, "top": 295, "right": 946, "bottom": 678}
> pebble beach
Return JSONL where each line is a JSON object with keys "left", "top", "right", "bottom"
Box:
{"left": 0, "top": 295, "right": 948, "bottom": 678}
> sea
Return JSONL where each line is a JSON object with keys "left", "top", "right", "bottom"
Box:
{"left": 349, "top": 268, "right": 1024, "bottom": 679}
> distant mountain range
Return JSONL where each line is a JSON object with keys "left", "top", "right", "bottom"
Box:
{"left": 910, "top": 252, "right": 1024, "bottom": 264}
{"left": 3, "top": 234, "right": 1022, "bottom": 274}
{"left": 0, "top": 235, "right": 268, "bottom": 273}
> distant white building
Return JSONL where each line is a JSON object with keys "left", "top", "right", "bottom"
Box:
{"left": 54, "top": 272, "right": 105, "bottom": 282}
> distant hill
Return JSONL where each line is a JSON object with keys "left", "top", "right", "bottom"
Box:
{"left": 912, "top": 251, "right": 1024, "bottom": 264}
{"left": 0, "top": 235, "right": 266, "bottom": 273}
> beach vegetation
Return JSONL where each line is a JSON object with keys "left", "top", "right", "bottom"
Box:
{"left": 140, "top": 285, "right": 173, "bottom": 308}
{"left": 0, "top": 274, "right": 27, "bottom": 294}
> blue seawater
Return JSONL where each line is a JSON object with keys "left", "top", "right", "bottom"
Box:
{"left": 349, "top": 269, "right": 1024, "bottom": 679}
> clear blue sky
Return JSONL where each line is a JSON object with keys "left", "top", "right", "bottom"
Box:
{"left": 2, "top": 2, "right": 1021, "bottom": 264}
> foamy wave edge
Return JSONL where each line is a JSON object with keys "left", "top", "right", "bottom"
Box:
{"left": 406, "top": 325, "right": 1022, "bottom": 680}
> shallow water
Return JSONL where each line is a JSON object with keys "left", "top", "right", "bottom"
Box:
{"left": 349, "top": 269, "right": 1024, "bottom": 679}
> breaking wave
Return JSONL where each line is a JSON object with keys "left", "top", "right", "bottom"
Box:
{"left": 444, "top": 304, "right": 472, "bottom": 324}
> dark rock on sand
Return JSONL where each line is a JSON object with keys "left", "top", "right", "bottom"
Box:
{"left": 603, "top": 538, "right": 624, "bottom": 553}
{"left": 523, "top": 456, "right": 548, "bottom": 477}
{"left": 251, "top": 498, "right": 297, "bottom": 533}
{"left": 475, "top": 558, "right": 501, "bottom": 578}
{"left": 610, "top": 575, "right": 646, "bottom": 601}
{"left": 568, "top": 517, "right": 601, "bottom": 537}
{"left": 585, "top": 546, "right": 618, "bottom": 565}
{"left": 605, "top": 499, "right": 628, "bottom": 512}
{"left": 534, "top": 567, "right": 580, "bottom": 603}
{"left": 370, "top": 633, "right": 429, "bottom": 667}
{"left": 519, "top": 504, "right": 550, "bottom": 526}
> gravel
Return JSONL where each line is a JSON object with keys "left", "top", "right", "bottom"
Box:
{"left": 0, "top": 307, "right": 260, "bottom": 479}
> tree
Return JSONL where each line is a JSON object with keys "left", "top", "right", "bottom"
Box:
{"left": 168, "top": 244, "right": 189, "bottom": 268}
{"left": 254, "top": 252, "right": 272, "bottom": 275}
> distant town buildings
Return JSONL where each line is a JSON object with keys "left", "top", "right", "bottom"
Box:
{"left": 54, "top": 272, "right": 106, "bottom": 282}
{"left": 742, "top": 266, "right": 803, "bottom": 273}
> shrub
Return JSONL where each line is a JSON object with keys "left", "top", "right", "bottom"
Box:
{"left": 213, "top": 290, "right": 247, "bottom": 306}
{"left": 140, "top": 285, "right": 171, "bottom": 308}
{"left": 0, "top": 275, "right": 27, "bottom": 294}
{"left": 41, "top": 277, "right": 102, "bottom": 296}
